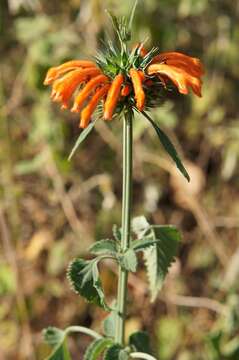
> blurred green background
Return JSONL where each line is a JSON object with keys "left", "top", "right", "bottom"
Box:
{"left": 1, "top": 0, "right": 239, "bottom": 359}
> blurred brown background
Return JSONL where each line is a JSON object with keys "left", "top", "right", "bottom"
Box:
{"left": 0, "top": 0, "right": 239, "bottom": 359}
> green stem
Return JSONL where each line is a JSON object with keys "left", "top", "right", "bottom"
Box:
{"left": 115, "top": 110, "right": 133, "bottom": 345}
{"left": 131, "top": 352, "right": 157, "bottom": 360}
{"left": 66, "top": 326, "right": 102, "bottom": 340}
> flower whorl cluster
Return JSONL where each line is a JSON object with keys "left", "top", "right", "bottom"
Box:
{"left": 44, "top": 27, "right": 203, "bottom": 130}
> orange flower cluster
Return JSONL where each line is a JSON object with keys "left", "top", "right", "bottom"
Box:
{"left": 44, "top": 47, "right": 203, "bottom": 129}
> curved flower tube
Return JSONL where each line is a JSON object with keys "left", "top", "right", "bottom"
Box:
{"left": 104, "top": 73, "right": 124, "bottom": 120}
{"left": 147, "top": 63, "right": 202, "bottom": 97}
{"left": 129, "top": 68, "right": 145, "bottom": 111}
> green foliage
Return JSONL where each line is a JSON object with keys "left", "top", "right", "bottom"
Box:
{"left": 92, "top": 261, "right": 110, "bottom": 310}
{"left": 44, "top": 327, "right": 65, "bottom": 347}
{"left": 129, "top": 331, "right": 152, "bottom": 354}
{"left": 43, "top": 327, "right": 71, "bottom": 360}
{"left": 83, "top": 338, "right": 113, "bottom": 360}
{"left": 106, "top": 11, "right": 131, "bottom": 43}
{"left": 118, "top": 249, "right": 138, "bottom": 272}
{"left": 106, "top": 0, "right": 139, "bottom": 45}
{"left": 113, "top": 225, "right": 122, "bottom": 242}
{"left": 68, "top": 120, "right": 97, "bottom": 160}
{"left": 132, "top": 216, "right": 180, "bottom": 301}
{"left": 46, "top": 341, "right": 72, "bottom": 360}
{"left": 131, "top": 238, "right": 161, "bottom": 252}
{"left": 141, "top": 111, "right": 190, "bottom": 182}
{"left": 47, "top": 341, "right": 72, "bottom": 360}
{"left": 67, "top": 258, "right": 108, "bottom": 310}
{"left": 89, "top": 239, "right": 118, "bottom": 256}
{"left": 103, "top": 311, "right": 117, "bottom": 338}
{"left": 103, "top": 344, "right": 125, "bottom": 360}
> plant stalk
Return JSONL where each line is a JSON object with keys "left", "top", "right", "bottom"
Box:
{"left": 115, "top": 110, "right": 133, "bottom": 345}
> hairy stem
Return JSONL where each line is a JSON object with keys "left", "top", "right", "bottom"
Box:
{"left": 66, "top": 326, "right": 102, "bottom": 340}
{"left": 131, "top": 352, "right": 158, "bottom": 360}
{"left": 115, "top": 110, "right": 133, "bottom": 345}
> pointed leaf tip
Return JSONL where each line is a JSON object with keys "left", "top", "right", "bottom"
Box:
{"left": 141, "top": 111, "right": 190, "bottom": 182}
{"left": 68, "top": 120, "right": 96, "bottom": 161}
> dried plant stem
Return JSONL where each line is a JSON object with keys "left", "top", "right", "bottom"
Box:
{"left": 115, "top": 111, "right": 133, "bottom": 345}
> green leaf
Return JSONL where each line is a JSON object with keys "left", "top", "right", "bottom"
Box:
{"left": 43, "top": 327, "right": 71, "bottom": 360}
{"left": 144, "top": 226, "right": 180, "bottom": 301}
{"left": 132, "top": 216, "right": 180, "bottom": 301}
{"left": 43, "top": 327, "right": 65, "bottom": 347}
{"left": 89, "top": 240, "right": 118, "bottom": 256}
{"left": 68, "top": 120, "right": 96, "bottom": 161}
{"left": 128, "top": 0, "right": 139, "bottom": 30}
{"left": 141, "top": 110, "right": 190, "bottom": 182}
{"left": 139, "top": 47, "right": 160, "bottom": 70}
{"left": 113, "top": 224, "right": 121, "bottom": 242}
{"left": 103, "top": 311, "right": 117, "bottom": 338}
{"left": 104, "top": 344, "right": 123, "bottom": 360}
{"left": 106, "top": 11, "right": 131, "bottom": 44}
{"left": 132, "top": 238, "right": 161, "bottom": 252}
{"left": 119, "top": 249, "right": 138, "bottom": 272}
{"left": 46, "top": 340, "right": 72, "bottom": 360}
{"left": 67, "top": 258, "right": 108, "bottom": 310}
{"left": 106, "top": 11, "right": 120, "bottom": 34}
{"left": 92, "top": 261, "right": 110, "bottom": 310}
{"left": 129, "top": 331, "right": 152, "bottom": 355}
{"left": 83, "top": 338, "right": 113, "bottom": 360}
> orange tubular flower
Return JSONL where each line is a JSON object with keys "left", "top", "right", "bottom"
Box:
{"left": 147, "top": 51, "right": 203, "bottom": 97}
{"left": 80, "top": 84, "right": 110, "bottom": 128}
{"left": 72, "top": 74, "right": 109, "bottom": 112}
{"left": 129, "top": 68, "right": 145, "bottom": 111}
{"left": 51, "top": 68, "right": 101, "bottom": 109}
{"left": 104, "top": 74, "right": 124, "bottom": 120}
{"left": 44, "top": 60, "right": 97, "bottom": 85}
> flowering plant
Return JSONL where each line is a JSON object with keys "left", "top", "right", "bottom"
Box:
{"left": 42, "top": 2, "right": 203, "bottom": 359}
